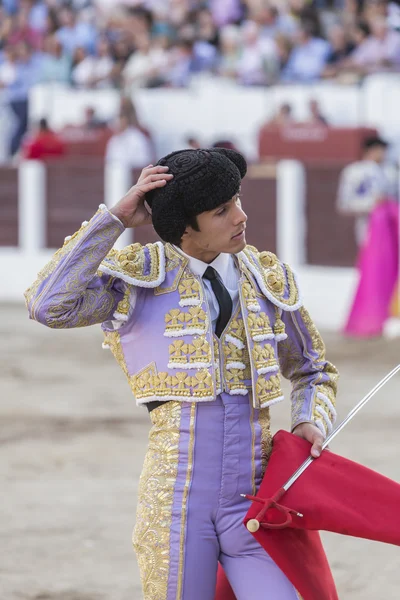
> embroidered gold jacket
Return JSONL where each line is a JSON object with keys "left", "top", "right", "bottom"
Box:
{"left": 25, "top": 205, "right": 339, "bottom": 435}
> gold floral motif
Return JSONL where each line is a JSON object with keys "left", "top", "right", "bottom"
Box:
{"left": 132, "top": 401, "right": 182, "bottom": 599}
{"left": 241, "top": 280, "right": 260, "bottom": 311}
{"left": 228, "top": 318, "right": 246, "bottom": 343}
{"left": 117, "top": 242, "right": 144, "bottom": 275}
{"left": 256, "top": 374, "right": 283, "bottom": 407}
{"left": 247, "top": 312, "right": 274, "bottom": 340}
{"left": 273, "top": 306, "right": 287, "bottom": 339}
{"left": 178, "top": 273, "right": 201, "bottom": 305}
{"left": 252, "top": 343, "right": 279, "bottom": 372}
{"left": 266, "top": 271, "right": 284, "bottom": 293}
{"left": 224, "top": 341, "right": 246, "bottom": 364}
{"left": 164, "top": 306, "right": 207, "bottom": 336}
{"left": 225, "top": 367, "right": 246, "bottom": 390}
{"left": 259, "top": 251, "right": 277, "bottom": 269}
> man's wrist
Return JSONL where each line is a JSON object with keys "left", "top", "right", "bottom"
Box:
{"left": 109, "top": 207, "right": 128, "bottom": 228}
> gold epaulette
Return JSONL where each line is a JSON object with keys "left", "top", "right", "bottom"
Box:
{"left": 98, "top": 241, "right": 166, "bottom": 288}
{"left": 239, "top": 245, "right": 302, "bottom": 311}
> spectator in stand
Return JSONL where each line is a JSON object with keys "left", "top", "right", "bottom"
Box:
{"left": 236, "top": 20, "right": 279, "bottom": 85}
{"left": 252, "top": 1, "right": 298, "bottom": 41}
{"left": 6, "top": 6, "right": 43, "bottom": 49}
{"left": 0, "top": 44, "right": 17, "bottom": 88}
{"left": 38, "top": 34, "right": 71, "bottom": 84}
{"left": 122, "top": 31, "right": 168, "bottom": 89}
{"left": 3, "top": 42, "right": 40, "bottom": 157}
{"left": 274, "top": 32, "right": 293, "bottom": 73}
{"left": 347, "top": 16, "right": 400, "bottom": 72}
{"left": 55, "top": 6, "right": 97, "bottom": 56}
{"left": 217, "top": 24, "right": 241, "bottom": 79}
{"left": 306, "top": 98, "right": 329, "bottom": 126}
{"left": 82, "top": 106, "right": 108, "bottom": 129}
{"left": 106, "top": 101, "right": 153, "bottom": 168}
{"left": 195, "top": 6, "right": 220, "bottom": 47}
{"left": 71, "top": 36, "right": 115, "bottom": 88}
{"left": 322, "top": 23, "right": 355, "bottom": 78}
{"left": 281, "top": 19, "right": 331, "bottom": 82}
{"left": 264, "top": 102, "right": 295, "bottom": 127}
{"left": 164, "top": 39, "right": 194, "bottom": 87}
{"left": 21, "top": 117, "right": 65, "bottom": 160}
{"left": 210, "top": 0, "right": 244, "bottom": 27}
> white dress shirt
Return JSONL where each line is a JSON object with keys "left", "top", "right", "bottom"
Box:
{"left": 173, "top": 246, "right": 240, "bottom": 331}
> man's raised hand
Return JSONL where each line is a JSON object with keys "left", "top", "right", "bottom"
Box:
{"left": 110, "top": 165, "right": 173, "bottom": 228}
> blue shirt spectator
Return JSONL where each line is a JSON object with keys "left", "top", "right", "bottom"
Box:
{"left": 55, "top": 7, "right": 97, "bottom": 56}
{"left": 282, "top": 23, "right": 331, "bottom": 82}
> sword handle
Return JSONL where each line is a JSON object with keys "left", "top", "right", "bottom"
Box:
{"left": 244, "top": 488, "right": 303, "bottom": 531}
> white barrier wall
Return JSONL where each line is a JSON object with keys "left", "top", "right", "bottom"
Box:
{"left": 28, "top": 74, "right": 400, "bottom": 162}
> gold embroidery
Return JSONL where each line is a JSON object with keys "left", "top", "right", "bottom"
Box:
{"left": 242, "top": 246, "right": 301, "bottom": 309}
{"left": 228, "top": 318, "right": 246, "bottom": 344}
{"left": 102, "top": 241, "right": 163, "bottom": 284}
{"left": 177, "top": 403, "right": 196, "bottom": 599}
{"left": 247, "top": 312, "right": 274, "bottom": 340}
{"left": 252, "top": 343, "right": 279, "bottom": 372}
{"left": 224, "top": 341, "right": 246, "bottom": 364}
{"left": 132, "top": 401, "right": 181, "bottom": 599}
{"left": 164, "top": 307, "right": 208, "bottom": 336}
{"left": 273, "top": 306, "right": 287, "bottom": 340}
{"left": 103, "top": 329, "right": 130, "bottom": 376}
{"left": 178, "top": 273, "right": 201, "bottom": 305}
{"left": 256, "top": 374, "right": 283, "bottom": 407}
{"left": 259, "top": 251, "right": 277, "bottom": 268}
{"left": 25, "top": 207, "right": 118, "bottom": 320}
{"left": 225, "top": 368, "right": 248, "bottom": 393}
{"left": 213, "top": 337, "right": 222, "bottom": 393}
{"left": 241, "top": 279, "right": 260, "bottom": 311}
{"left": 297, "top": 307, "right": 326, "bottom": 363}
{"left": 131, "top": 367, "right": 214, "bottom": 402}
{"left": 114, "top": 284, "right": 131, "bottom": 318}
{"left": 169, "top": 336, "right": 211, "bottom": 368}
{"left": 259, "top": 407, "right": 272, "bottom": 476}
{"left": 155, "top": 244, "right": 188, "bottom": 295}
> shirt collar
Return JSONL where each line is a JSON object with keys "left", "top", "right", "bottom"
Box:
{"left": 172, "top": 245, "right": 233, "bottom": 284}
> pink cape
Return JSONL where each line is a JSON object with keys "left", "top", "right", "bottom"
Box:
{"left": 344, "top": 200, "right": 399, "bottom": 338}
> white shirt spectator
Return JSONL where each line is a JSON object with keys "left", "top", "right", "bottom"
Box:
{"left": 123, "top": 47, "right": 168, "bottom": 89}
{"left": 106, "top": 126, "right": 153, "bottom": 168}
{"left": 72, "top": 55, "right": 114, "bottom": 88}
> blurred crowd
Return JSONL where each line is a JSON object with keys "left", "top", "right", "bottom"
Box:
{"left": 1, "top": 0, "right": 400, "bottom": 96}
{"left": 2, "top": 0, "right": 400, "bottom": 158}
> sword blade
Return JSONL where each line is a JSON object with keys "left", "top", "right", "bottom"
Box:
{"left": 283, "top": 364, "right": 400, "bottom": 492}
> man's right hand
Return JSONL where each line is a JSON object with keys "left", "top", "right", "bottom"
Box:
{"left": 110, "top": 164, "right": 173, "bottom": 228}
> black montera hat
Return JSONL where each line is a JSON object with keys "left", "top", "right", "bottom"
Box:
{"left": 145, "top": 147, "right": 247, "bottom": 244}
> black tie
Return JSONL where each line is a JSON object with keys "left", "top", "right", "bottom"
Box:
{"left": 203, "top": 266, "right": 233, "bottom": 337}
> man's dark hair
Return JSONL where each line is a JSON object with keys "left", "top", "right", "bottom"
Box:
{"left": 168, "top": 214, "right": 200, "bottom": 246}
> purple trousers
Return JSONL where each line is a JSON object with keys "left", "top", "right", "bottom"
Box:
{"left": 133, "top": 393, "right": 299, "bottom": 600}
